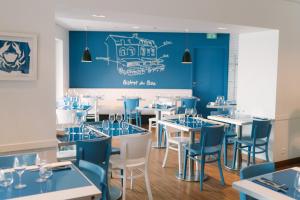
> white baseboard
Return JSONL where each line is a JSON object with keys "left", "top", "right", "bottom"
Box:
{"left": 0, "top": 139, "right": 58, "bottom": 154}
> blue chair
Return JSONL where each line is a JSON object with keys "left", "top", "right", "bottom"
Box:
{"left": 232, "top": 119, "right": 272, "bottom": 169}
{"left": 181, "top": 97, "right": 197, "bottom": 109}
{"left": 183, "top": 125, "right": 225, "bottom": 191}
{"left": 76, "top": 137, "right": 112, "bottom": 199}
{"left": 123, "top": 98, "right": 141, "bottom": 126}
{"left": 0, "top": 153, "right": 37, "bottom": 169}
{"left": 240, "top": 162, "right": 275, "bottom": 200}
{"left": 79, "top": 160, "right": 109, "bottom": 200}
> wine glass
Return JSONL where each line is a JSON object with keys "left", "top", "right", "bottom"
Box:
{"left": 294, "top": 172, "right": 300, "bottom": 192}
{"left": 0, "top": 169, "right": 13, "bottom": 187}
{"left": 13, "top": 157, "right": 27, "bottom": 189}
{"left": 179, "top": 114, "right": 185, "bottom": 125}
{"left": 116, "top": 113, "right": 123, "bottom": 130}
{"left": 102, "top": 120, "right": 110, "bottom": 133}
{"left": 121, "top": 121, "right": 129, "bottom": 135}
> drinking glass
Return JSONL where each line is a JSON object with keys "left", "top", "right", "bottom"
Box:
{"left": 121, "top": 121, "right": 129, "bottom": 135}
{"left": 179, "top": 114, "right": 185, "bottom": 125}
{"left": 102, "top": 120, "right": 110, "bottom": 133}
{"left": 294, "top": 171, "right": 300, "bottom": 192}
{"left": 197, "top": 114, "right": 203, "bottom": 126}
{"left": 13, "top": 157, "right": 27, "bottom": 189}
{"left": 109, "top": 113, "right": 115, "bottom": 130}
{"left": 37, "top": 160, "right": 48, "bottom": 182}
{"left": 0, "top": 169, "right": 13, "bottom": 188}
{"left": 116, "top": 113, "right": 123, "bottom": 130}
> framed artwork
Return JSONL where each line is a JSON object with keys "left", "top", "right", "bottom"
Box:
{"left": 0, "top": 32, "right": 37, "bottom": 80}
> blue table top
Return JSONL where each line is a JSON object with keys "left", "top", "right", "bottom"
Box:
{"left": 57, "top": 104, "right": 91, "bottom": 111}
{"left": 165, "top": 117, "right": 216, "bottom": 129}
{"left": 0, "top": 165, "right": 91, "bottom": 199}
{"left": 251, "top": 169, "right": 300, "bottom": 199}
{"left": 57, "top": 129, "right": 104, "bottom": 145}
{"left": 86, "top": 121, "right": 148, "bottom": 137}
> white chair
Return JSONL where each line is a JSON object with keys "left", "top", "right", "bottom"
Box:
{"left": 80, "top": 96, "right": 100, "bottom": 121}
{"left": 110, "top": 133, "right": 153, "bottom": 200}
{"left": 148, "top": 96, "right": 177, "bottom": 131}
{"left": 162, "top": 124, "right": 190, "bottom": 175}
{"left": 56, "top": 109, "right": 79, "bottom": 133}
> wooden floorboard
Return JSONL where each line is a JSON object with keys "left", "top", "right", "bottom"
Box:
{"left": 111, "top": 128, "right": 242, "bottom": 200}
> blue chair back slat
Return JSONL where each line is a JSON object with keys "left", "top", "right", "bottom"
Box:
{"left": 240, "top": 162, "right": 275, "bottom": 200}
{"left": 124, "top": 98, "right": 139, "bottom": 114}
{"left": 76, "top": 137, "right": 112, "bottom": 171}
{"left": 200, "top": 125, "right": 225, "bottom": 153}
{"left": 0, "top": 153, "right": 37, "bottom": 169}
{"left": 251, "top": 119, "right": 272, "bottom": 139}
{"left": 79, "top": 160, "right": 108, "bottom": 200}
{"left": 176, "top": 106, "right": 186, "bottom": 114}
{"left": 181, "top": 98, "right": 197, "bottom": 109}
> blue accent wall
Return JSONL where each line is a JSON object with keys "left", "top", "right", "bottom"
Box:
{"left": 69, "top": 31, "right": 229, "bottom": 89}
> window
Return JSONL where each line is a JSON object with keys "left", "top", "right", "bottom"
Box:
{"left": 127, "top": 47, "right": 135, "bottom": 56}
{"left": 119, "top": 47, "right": 126, "bottom": 56}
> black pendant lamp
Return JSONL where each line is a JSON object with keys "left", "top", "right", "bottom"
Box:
{"left": 182, "top": 30, "right": 192, "bottom": 64}
{"left": 82, "top": 29, "right": 92, "bottom": 62}
{"left": 182, "top": 48, "right": 192, "bottom": 64}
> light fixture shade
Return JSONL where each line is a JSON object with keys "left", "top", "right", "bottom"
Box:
{"left": 182, "top": 49, "right": 192, "bottom": 64}
{"left": 82, "top": 47, "right": 92, "bottom": 62}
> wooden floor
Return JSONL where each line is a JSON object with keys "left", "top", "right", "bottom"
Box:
{"left": 111, "top": 129, "right": 242, "bottom": 200}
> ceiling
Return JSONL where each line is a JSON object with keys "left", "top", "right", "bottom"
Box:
{"left": 55, "top": 0, "right": 269, "bottom": 33}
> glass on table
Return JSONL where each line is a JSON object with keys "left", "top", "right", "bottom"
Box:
{"left": 0, "top": 169, "right": 14, "bottom": 188}
{"left": 38, "top": 161, "right": 52, "bottom": 182}
{"left": 102, "top": 120, "right": 110, "bottom": 132}
{"left": 108, "top": 113, "right": 116, "bottom": 130}
{"left": 13, "top": 157, "right": 27, "bottom": 189}
{"left": 121, "top": 121, "right": 129, "bottom": 135}
{"left": 116, "top": 113, "right": 123, "bottom": 130}
{"left": 179, "top": 114, "right": 185, "bottom": 125}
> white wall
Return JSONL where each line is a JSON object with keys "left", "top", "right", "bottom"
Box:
{"left": 0, "top": 0, "right": 56, "bottom": 153}
{"left": 55, "top": 24, "right": 69, "bottom": 94}
{"left": 237, "top": 30, "right": 279, "bottom": 118}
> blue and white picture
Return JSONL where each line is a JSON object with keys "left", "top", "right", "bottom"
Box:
{"left": 0, "top": 33, "right": 37, "bottom": 80}
{"left": 98, "top": 33, "right": 172, "bottom": 76}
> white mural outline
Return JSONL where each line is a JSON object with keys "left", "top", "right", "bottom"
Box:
{"left": 96, "top": 33, "right": 172, "bottom": 76}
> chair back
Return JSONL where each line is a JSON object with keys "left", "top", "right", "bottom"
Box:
{"left": 79, "top": 160, "right": 108, "bottom": 200}
{"left": 240, "top": 162, "right": 275, "bottom": 200}
{"left": 81, "top": 97, "right": 98, "bottom": 115}
{"left": 124, "top": 98, "right": 140, "bottom": 114}
{"left": 181, "top": 97, "right": 197, "bottom": 109}
{"left": 251, "top": 119, "right": 272, "bottom": 140}
{"left": 56, "top": 109, "right": 77, "bottom": 126}
{"left": 176, "top": 106, "right": 186, "bottom": 114}
{"left": 0, "top": 153, "right": 37, "bottom": 169}
{"left": 120, "top": 133, "right": 152, "bottom": 165}
{"left": 76, "top": 137, "right": 112, "bottom": 172}
{"left": 200, "top": 125, "right": 225, "bottom": 154}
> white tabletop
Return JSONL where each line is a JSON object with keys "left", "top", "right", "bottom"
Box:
{"left": 206, "top": 103, "right": 236, "bottom": 109}
{"left": 207, "top": 114, "right": 253, "bottom": 126}
{"left": 233, "top": 167, "right": 300, "bottom": 200}
{"left": 136, "top": 106, "right": 176, "bottom": 112}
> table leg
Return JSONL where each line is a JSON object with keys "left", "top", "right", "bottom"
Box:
{"left": 152, "top": 110, "right": 165, "bottom": 148}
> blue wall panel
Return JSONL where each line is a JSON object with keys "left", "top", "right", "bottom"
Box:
{"left": 69, "top": 31, "right": 229, "bottom": 89}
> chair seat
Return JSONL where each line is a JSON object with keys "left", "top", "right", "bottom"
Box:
{"left": 168, "top": 136, "right": 189, "bottom": 144}
{"left": 235, "top": 136, "right": 267, "bottom": 146}
{"left": 185, "top": 143, "right": 221, "bottom": 155}
{"left": 110, "top": 155, "right": 146, "bottom": 169}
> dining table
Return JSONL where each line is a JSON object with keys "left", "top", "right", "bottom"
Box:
{"left": 137, "top": 105, "right": 177, "bottom": 148}
{"left": 233, "top": 167, "right": 300, "bottom": 200}
{"left": 207, "top": 114, "right": 253, "bottom": 170}
{"left": 0, "top": 161, "right": 100, "bottom": 200}
{"left": 158, "top": 115, "right": 225, "bottom": 182}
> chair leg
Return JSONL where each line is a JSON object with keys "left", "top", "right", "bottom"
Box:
{"left": 120, "top": 169, "right": 123, "bottom": 187}
{"left": 130, "top": 170, "right": 133, "bottom": 190}
{"left": 139, "top": 115, "right": 142, "bottom": 127}
{"left": 144, "top": 167, "right": 153, "bottom": 200}
{"left": 200, "top": 155, "right": 205, "bottom": 192}
{"left": 148, "top": 120, "right": 152, "bottom": 132}
{"left": 183, "top": 149, "right": 188, "bottom": 179}
{"left": 247, "top": 146, "right": 251, "bottom": 166}
{"left": 232, "top": 142, "right": 238, "bottom": 169}
{"left": 223, "top": 138, "right": 228, "bottom": 166}
{"left": 252, "top": 146, "right": 256, "bottom": 164}
{"left": 265, "top": 144, "right": 270, "bottom": 162}
{"left": 122, "top": 169, "right": 127, "bottom": 200}
{"left": 217, "top": 152, "right": 225, "bottom": 186}
{"left": 162, "top": 144, "right": 169, "bottom": 168}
